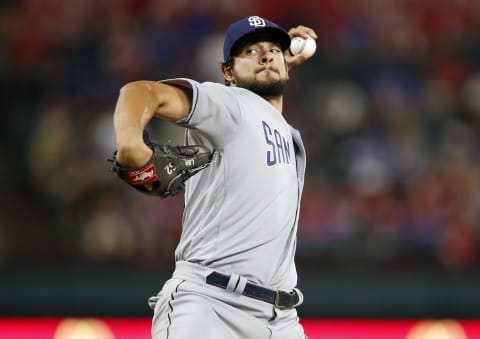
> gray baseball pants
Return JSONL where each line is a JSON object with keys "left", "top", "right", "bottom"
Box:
{"left": 149, "top": 261, "right": 306, "bottom": 339}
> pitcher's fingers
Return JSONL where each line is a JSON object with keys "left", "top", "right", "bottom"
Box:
{"left": 288, "top": 25, "right": 318, "bottom": 40}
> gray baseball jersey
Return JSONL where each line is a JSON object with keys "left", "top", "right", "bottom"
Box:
{"left": 162, "top": 78, "right": 306, "bottom": 291}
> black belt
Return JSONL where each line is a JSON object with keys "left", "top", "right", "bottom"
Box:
{"left": 206, "top": 271, "right": 301, "bottom": 310}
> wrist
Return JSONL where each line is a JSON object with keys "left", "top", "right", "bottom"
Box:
{"left": 116, "top": 142, "right": 153, "bottom": 168}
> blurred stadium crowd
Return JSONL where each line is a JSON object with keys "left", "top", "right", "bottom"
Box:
{"left": 1, "top": 0, "right": 480, "bottom": 272}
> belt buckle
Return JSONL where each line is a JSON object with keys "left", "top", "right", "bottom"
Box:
{"left": 274, "top": 290, "right": 296, "bottom": 310}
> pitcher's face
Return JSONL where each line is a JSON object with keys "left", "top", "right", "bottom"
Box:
{"left": 224, "top": 38, "right": 289, "bottom": 97}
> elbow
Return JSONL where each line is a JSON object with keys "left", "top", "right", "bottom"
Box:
{"left": 115, "top": 80, "right": 160, "bottom": 121}
{"left": 118, "top": 81, "right": 152, "bottom": 97}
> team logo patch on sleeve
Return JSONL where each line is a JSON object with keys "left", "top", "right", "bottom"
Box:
{"left": 127, "top": 164, "right": 158, "bottom": 185}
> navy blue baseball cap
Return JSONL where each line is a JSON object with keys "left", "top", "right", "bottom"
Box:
{"left": 223, "top": 16, "right": 291, "bottom": 61}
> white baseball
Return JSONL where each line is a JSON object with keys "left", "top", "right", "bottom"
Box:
{"left": 289, "top": 36, "right": 316, "bottom": 58}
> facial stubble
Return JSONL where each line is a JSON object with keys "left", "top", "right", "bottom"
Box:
{"left": 235, "top": 74, "right": 288, "bottom": 97}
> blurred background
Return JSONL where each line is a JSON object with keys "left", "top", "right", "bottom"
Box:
{"left": 1, "top": 0, "right": 480, "bottom": 325}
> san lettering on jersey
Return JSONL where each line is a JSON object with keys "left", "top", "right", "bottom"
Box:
{"left": 262, "top": 120, "right": 291, "bottom": 166}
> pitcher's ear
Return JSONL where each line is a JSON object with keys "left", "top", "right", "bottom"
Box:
{"left": 222, "top": 62, "right": 231, "bottom": 74}
{"left": 221, "top": 60, "right": 234, "bottom": 85}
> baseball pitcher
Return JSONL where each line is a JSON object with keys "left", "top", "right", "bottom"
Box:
{"left": 112, "top": 15, "right": 317, "bottom": 339}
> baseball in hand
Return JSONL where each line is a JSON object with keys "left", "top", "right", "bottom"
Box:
{"left": 290, "top": 36, "right": 316, "bottom": 58}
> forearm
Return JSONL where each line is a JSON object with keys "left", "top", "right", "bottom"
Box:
{"left": 113, "top": 80, "right": 192, "bottom": 167}
{"left": 113, "top": 81, "right": 158, "bottom": 167}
